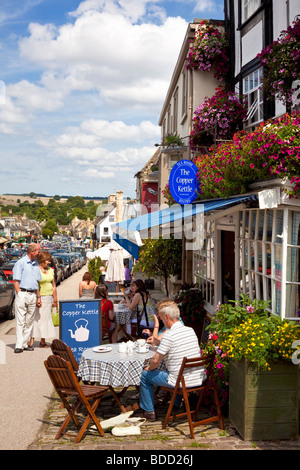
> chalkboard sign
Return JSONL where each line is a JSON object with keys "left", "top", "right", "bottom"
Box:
{"left": 59, "top": 299, "right": 102, "bottom": 363}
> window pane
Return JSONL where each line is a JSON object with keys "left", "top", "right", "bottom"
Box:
{"left": 286, "top": 284, "right": 300, "bottom": 318}
{"left": 254, "top": 70, "right": 259, "bottom": 88}
{"left": 275, "top": 210, "right": 284, "bottom": 244}
{"left": 258, "top": 211, "right": 264, "bottom": 240}
{"left": 266, "top": 210, "right": 273, "bottom": 242}
{"left": 291, "top": 211, "right": 300, "bottom": 246}
{"left": 275, "top": 245, "right": 282, "bottom": 277}
{"left": 250, "top": 210, "right": 257, "bottom": 237}
{"left": 287, "top": 247, "right": 299, "bottom": 283}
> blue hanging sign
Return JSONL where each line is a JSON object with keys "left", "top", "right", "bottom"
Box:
{"left": 169, "top": 159, "right": 199, "bottom": 204}
{"left": 59, "top": 299, "right": 102, "bottom": 363}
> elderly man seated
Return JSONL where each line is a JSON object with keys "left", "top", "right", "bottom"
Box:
{"left": 136, "top": 300, "right": 206, "bottom": 421}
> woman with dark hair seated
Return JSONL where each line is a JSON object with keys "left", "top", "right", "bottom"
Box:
{"left": 95, "top": 283, "right": 117, "bottom": 343}
{"left": 122, "top": 279, "right": 157, "bottom": 335}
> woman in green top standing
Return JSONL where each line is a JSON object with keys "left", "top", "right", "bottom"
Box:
{"left": 29, "top": 251, "right": 58, "bottom": 348}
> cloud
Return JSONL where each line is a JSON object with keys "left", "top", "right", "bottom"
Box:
{"left": 0, "top": 1, "right": 195, "bottom": 196}
{"left": 79, "top": 119, "right": 160, "bottom": 143}
{"left": 8, "top": 80, "right": 64, "bottom": 111}
{"left": 0, "top": 97, "right": 29, "bottom": 133}
{"left": 193, "top": 0, "right": 217, "bottom": 13}
{"left": 18, "top": 7, "right": 187, "bottom": 110}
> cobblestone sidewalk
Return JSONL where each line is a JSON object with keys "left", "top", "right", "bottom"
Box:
{"left": 28, "top": 387, "right": 300, "bottom": 451}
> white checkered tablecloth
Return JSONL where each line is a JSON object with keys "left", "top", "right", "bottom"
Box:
{"left": 77, "top": 343, "right": 155, "bottom": 387}
{"left": 114, "top": 303, "right": 132, "bottom": 325}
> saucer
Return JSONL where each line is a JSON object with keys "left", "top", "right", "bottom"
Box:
{"left": 136, "top": 348, "right": 149, "bottom": 354}
{"left": 93, "top": 346, "right": 112, "bottom": 353}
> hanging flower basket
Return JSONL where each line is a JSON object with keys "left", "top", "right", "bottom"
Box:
{"left": 258, "top": 17, "right": 300, "bottom": 108}
{"left": 186, "top": 20, "right": 230, "bottom": 82}
{"left": 193, "top": 111, "right": 300, "bottom": 200}
{"left": 189, "top": 87, "right": 248, "bottom": 152}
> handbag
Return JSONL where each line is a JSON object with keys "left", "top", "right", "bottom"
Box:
{"left": 137, "top": 292, "right": 149, "bottom": 336}
{"left": 52, "top": 307, "right": 59, "bottom": 327}
{"left": 89, "top": 411, "right": 146, "bottom": 436}
{"left": 111, "top": 417, "right": 146, "bottom": 436}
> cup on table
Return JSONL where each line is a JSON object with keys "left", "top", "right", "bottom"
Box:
{"left": 136, "top": 339, "right": 148, "bottom": 353}
{"left": 118, "top": 343, "right": 126, "bottom": 353}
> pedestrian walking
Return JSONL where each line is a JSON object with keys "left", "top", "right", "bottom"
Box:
{"left": 12, "top": 243, "right": 42, "bottom": 353}
{"left": 28, "top": 250, "right": 58, "bottom": 348}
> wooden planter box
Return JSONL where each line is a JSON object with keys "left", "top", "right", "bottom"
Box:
{"left": 229, "top": 359, "right": 299, "bottom": 441}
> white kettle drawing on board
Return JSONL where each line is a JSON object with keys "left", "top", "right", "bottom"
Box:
{"left": 69, "top": 319, "right": 90, "bottom": 342}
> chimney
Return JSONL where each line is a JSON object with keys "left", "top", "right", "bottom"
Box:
{"left": 115, "top": 190, "right": 124, "bottom": 223}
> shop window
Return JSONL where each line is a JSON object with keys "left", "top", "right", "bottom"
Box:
{"left": 286, "top": 211, "right": 300, "bottom": 319}
{"left": 238, "top": 208, "right": 284, "bottom": 317}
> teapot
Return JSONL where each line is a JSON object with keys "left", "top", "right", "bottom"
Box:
{"left": 69, "top": 319, "right": 90, "bottom": 342}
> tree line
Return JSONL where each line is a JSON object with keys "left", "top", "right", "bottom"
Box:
{"left": 0, "top": 196, "right": 105, "bottom": 226}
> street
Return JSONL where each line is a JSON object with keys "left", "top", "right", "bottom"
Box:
{"left": 0, "top": 265, "right": 88, "bottom": 450}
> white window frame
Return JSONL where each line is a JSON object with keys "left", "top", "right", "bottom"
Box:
{"left": 243, "top": 67, "right": 264, "bottom": 130}
{"left": 243, "top": 0, "right": 261, "bottom": 23}
{"left": 193, "top": 220, "right": 215, "bottom": 310}
{"left": 238, "top": 207, "right": 300, "bottom": 321}
{"left": 193, "top": 205, "right": 300, "bottom": 321}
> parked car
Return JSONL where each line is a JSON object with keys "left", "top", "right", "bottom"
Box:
{"left": 6, "top": 250, "right": 22, "bottom": 260}
{"left": 50, "top": 256, "right": 64, "bottom": 285}
{"left": 0, "top": 251, "right": 8, "bottom": 266}
{"left": 1, "top": 260, "right": 18, "bottom": 283}
{"left": 0, "top": 268, "right": 15, "bottom": 319}
{"left": 54, "top": 256, "right": 69, "bottom": 279}
{"left": 77, "top": 253, "right": 85, "bottom": 268}
{"left": 56, "top": 253, "right": 74, "bottom": 276}
{"left": 70, "top": 252, "right": 80, "bottom": 271}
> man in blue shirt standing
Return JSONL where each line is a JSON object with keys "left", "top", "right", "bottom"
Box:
{"left": 13, "top": 243, "right": 42, "bottom": 353}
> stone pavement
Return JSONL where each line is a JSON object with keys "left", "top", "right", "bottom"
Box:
{"left": 27, "top": 386, "right": 300, "bottom": 451}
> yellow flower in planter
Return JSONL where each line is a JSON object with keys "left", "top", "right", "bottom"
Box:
{"left": 212, "top": 294, "right": 300, "bottom": 370}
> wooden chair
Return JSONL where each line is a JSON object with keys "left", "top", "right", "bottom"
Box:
{"left": 161, "top": 353, "right": 224, "bottom": 439}
{"left": 50, "top": 339, "right": 126, "bottom": 412}
{"left": 50, "top": 339, "right": 79, "bottom": 372}
{"left": 44, "top": 355, "right": 109, "bottom": 443}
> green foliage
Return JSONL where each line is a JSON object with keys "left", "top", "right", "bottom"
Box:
{"left": 194, "top": 112, "right": 300, "bottom": 199}
{"left": 133, "top": 237, "right": 182, "bottom": 296}
{"left": 209, "top": 294, "right": 300, "bottom": 370}
{"left": 41, "top": 219, "right": 59, "bottom": 239}
{"left": 87, "top": 257, "right": 103, "bottom": 283}
{"left": 0, "top": 196, "right": 101, "bottom": 230}
{"left": 174, "top": 286, "right": 206, "bottom": 324}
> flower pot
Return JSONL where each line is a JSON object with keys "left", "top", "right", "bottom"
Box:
{"left": 229, "top": 359, "right": 299, "bottom": 441}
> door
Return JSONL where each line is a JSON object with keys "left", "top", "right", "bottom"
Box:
{"left": 221, "top": 231, "right": 235, "bottom": 303}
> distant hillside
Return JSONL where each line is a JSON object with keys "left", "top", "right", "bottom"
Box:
{"left": 0, "top": 194, "right": 107, "bottom": 206}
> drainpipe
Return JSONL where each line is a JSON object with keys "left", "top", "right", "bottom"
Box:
{"left": 188, "top": 68, "right": 193, "bottom": 160}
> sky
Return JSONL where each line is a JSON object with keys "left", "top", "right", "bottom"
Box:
{"left": 0, "top": 0, "right": 225, "bottom": 199}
